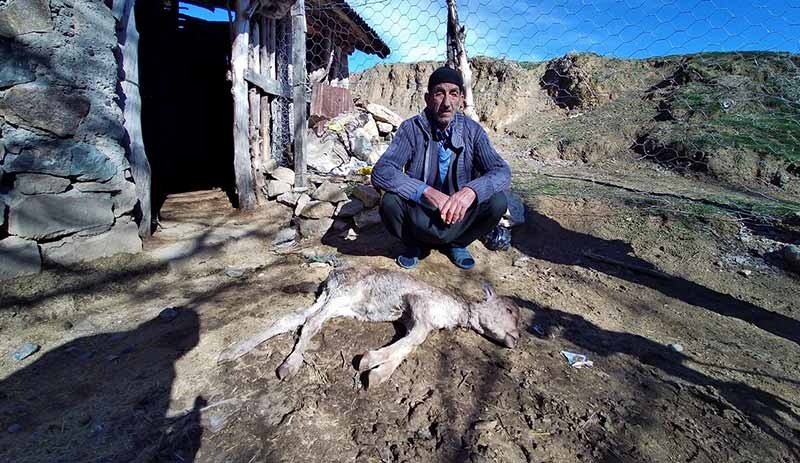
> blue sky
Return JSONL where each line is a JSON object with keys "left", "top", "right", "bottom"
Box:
{"left": 180, "top": 1, "right": 800, "bottom": 72}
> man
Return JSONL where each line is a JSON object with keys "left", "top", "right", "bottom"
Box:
{"left": 371, "top": 66, "right": 511, "bottom": 270}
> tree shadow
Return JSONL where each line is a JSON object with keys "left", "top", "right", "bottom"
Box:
{"left": 0, "top": 308, "right": 203, "bottom": 462}
{"left": 513, "top": 206, "right": 800, "bottom": 346}
{"left": 513, "top": 296, "right": 800, "bottom": 460}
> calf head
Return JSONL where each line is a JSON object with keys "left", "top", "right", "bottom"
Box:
{"left": 471, "top": 283, "right": 521, "bottom": 348}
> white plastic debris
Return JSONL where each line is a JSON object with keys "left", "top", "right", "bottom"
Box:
{"left": 561, "top": 351, "right": 594, "bottom": 369}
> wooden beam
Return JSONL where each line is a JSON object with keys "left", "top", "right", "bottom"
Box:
{"left": 446, "top": 0, "right": 477, "bottom": 120}
{"left": 249, "top": 18, "right": 266, "bottom": 204}
{"left": 292, "top": 0, "right": 308, "bottom": 187}
{"left": 232, "top": 0, "right": 258, "bottom": 210}
{"left": 244, "top": 69, "right": 288, "bottom": 98}
{"left": 260, "top": 16, "right": 272, "bottom": 171}
{"left": 118, "top": 0, "right": 152, "bottom": 238}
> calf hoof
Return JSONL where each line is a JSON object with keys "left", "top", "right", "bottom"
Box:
{"left": 358, "top": 351, "right": 380, "bottom": 371}
{"left": 365, "top": 362, "right": 395, "bottom": 389}
{"left": 277, "top": 358, "right": 302, "bottom": 380}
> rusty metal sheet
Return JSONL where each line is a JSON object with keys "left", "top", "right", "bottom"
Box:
{"left": 311, "top": 83, "right": 354, "bottom": 120}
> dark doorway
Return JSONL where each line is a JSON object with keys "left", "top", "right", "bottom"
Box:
{"left": 136, "top": 0, "right": 237, "bottom": 219}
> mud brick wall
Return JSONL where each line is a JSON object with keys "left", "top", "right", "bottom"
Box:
{"left": 0, "top": 0, "right": 141, "bottom": 280}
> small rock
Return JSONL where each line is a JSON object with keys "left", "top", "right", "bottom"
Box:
{"left": 376, "top": 121, "right": 394, "bottom": 135}
{"left": 294, "top": 193, "right": 311, "bottom": 216}
{"left": 345, "top": 229, "right": 358, "bottom": 241}
{"left": 267, "top": 180, "right": 291, "bottom": 198}
{"left": 365, "top": 103, "right": 404, "bottom": 127}
{"left": 311, "top": 181, "right": 348, "bottom": 203}
{"left": 276, "top": 191, "right": 301, "bottom": 206}
{"left": 270, "top": 167, "right": 295, "bottom": 185}
{"left": 351, "top": 185, "right": 380, "bottom": 209}
{"left": 337, "top": 199, "right": 365, "bottom": 218}
{"left": 272, "top": 227, "right": 297, "bottom": 246}
{"left": 668, "top": 343, "right": 684, "bottom": 353}
{"left": 512, "top": 256, "right": 530, "bottom": 268}
{"left": 12, "top": 342, "right": 40, "bottom": 361}
{"left": 300, "top": 201, "right": 336, "bottom": 219}
{"left": 159, "top": 307, "right": 179, "bottom": 322}
{"left": 354, "top": 208, "right": 382, "bottom": 230}
{"left": 297, "top": 217, "right": 334, "bottom": 239}
{"left": 472, "top": 419, "right": 498, "bottom": 431}
{"left": 738, "top": 269, "right": 752, "bottom": 277}
{"left": 783, "top": 244, "right": 800, "bottom": 273}
{"left": 7, "top": 424, "right": 22, "bottom": 434}
{"left": 224, "top": 267, "right": 244, "bottom": 278}
{"left": 263, "top": 159, "right": 278, "bottom": 174}
{"left": 63, "top": 321, "right": 73, "bottom": 330}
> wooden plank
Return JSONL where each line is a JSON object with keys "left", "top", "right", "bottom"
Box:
{"left": 260, "top": 16, "right": 272, "bottom": 168}
{"left": 232, "top": 0, "right": 258, "bottom": 211}
{"left": 292, "top": 0, "right": 308, "bottom": 187}
{"left": 249, "top": 18, "right": 266, "bottom": 204}
{"left": 265, "top": 17, "right": 276, "bottom": 79}
{"left": 244, "top": 69, "right": 288, "bottom": 98}
{"left": 118, "top": 0, "right": 152, "bottom": 238}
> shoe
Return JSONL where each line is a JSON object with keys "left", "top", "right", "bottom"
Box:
{"left": 396, "top": 245, "right": 424, "bottom": 269}
{"left": 447, "top": 245, "right": 475, "bottom": 270}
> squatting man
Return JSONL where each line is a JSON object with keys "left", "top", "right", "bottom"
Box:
{"left": 371, "top": 67, "right": 512, "bottom": 269}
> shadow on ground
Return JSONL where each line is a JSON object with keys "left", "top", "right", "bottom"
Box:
{"left": 514, "top": 296, "right": 800, "bottom": 460}
{"left": 514, "top": 207, "right": 800, "bottom": 346}
{"left": 0, "top": 309, "right": 203, "bottom": 462}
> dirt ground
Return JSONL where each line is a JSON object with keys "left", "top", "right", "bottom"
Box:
{"left": 2, "top": 151, "right": 799, "bottom": 462}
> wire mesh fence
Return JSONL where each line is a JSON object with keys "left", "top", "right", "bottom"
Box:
{"left": 181, "top": 0, "right": 800, "bottom": 210}
{"left": 299, "top": 0, "right": 800, "bottom": 184}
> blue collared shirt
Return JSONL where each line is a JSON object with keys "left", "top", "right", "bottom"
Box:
{"left": 412, "top": 125, "right": 454, "bottom": 203}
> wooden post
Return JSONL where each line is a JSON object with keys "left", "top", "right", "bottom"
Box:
{"left": 249, "top": 17, "right": 266, "bottom": 204}
{"left": 291, "top": 0, "right": 308, "bottom": 188}
{"left": 446, "top": 0, "right": 477, "bottom": 120}
{"left": 260, "top": 16, "right": 273, "bottom": 168}
{"left": 116, "top": 0, "right": 152, "bottom": 238}
{"left": 232, "top": 0, "right": 258, "bottom": 210}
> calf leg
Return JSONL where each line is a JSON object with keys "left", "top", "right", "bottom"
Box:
{"left": 277, "top": 296, "right": 351, "bottom": 379}
{"left": 217, "top": 290, "right": 330, "bottom": 364}
{"left": 362, "top": 323, "right": 430, "bottom": 388}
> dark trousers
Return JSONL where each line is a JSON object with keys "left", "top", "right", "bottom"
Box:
{"left": 379, "top": 191, "right": 508, "bottom": 248}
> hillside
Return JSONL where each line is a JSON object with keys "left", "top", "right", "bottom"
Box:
{"left": 352, "top": 52, "right": 800, "bottom": 199}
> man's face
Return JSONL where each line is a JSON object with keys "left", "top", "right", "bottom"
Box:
{"left": 425, "top": 82, "right": 463, "bottom": 129}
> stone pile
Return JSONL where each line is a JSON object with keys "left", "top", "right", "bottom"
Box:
{"left": 265, "top": 167, "right": 384, "bottom": 245}
{"left": 306, "top": 102, "right": 403, "bottom": 175}
{"left": 0, "top": 0, "right": 142, "bottom": 280}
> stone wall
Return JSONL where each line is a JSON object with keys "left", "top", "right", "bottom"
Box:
{"left": 0, "top": 0, "right": 141, "bottom": 280}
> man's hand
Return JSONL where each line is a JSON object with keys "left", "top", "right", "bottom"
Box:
{"left": 422, "top": 186, "right": 450, "bottom": 211}
{"left": 440, "top": 187, "right": 476, "bottom": 225}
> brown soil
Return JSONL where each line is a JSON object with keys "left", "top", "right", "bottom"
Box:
{"left": 2, "top": 150, "right": 799, "bottom": 462}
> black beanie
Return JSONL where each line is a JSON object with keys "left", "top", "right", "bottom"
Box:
{"left": 427, "top": 66, "right": 464, "bottom": 92}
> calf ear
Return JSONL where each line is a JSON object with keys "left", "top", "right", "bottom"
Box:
{"left": 483, "top": 283, "right": 495, "bottom": 299}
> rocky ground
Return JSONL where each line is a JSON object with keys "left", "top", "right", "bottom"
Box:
{"left": 2, "top": 52, "right": 800, "bottom": 462}
{"left": 1, "top": 148, "right": 799, "bottom": 462}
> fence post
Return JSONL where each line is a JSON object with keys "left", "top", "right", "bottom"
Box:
{"left": 291, "top": 0, "right": 308, "bottom": 188}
